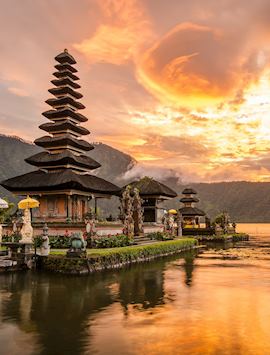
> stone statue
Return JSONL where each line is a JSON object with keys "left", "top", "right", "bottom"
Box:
{"left": 215, "top": 223, "right": 223, "bottom": 236}
{"left": 85, "top": 217, "right": 96, "bottom": 236}
{"left": 176, "top": 211, "right": 183, "bottom": 237}
{"left": 40, "top": 223, "right": 50, "bottom": 256}
{"left": 168, "top": 213, "right": 175, "bottom": 236}
{"left": 20, "top": 209, "right": 33, "bottom": 243}
{"left": 120, "top": 186, "right": 134, "bottom": 237}
{"left": 163, "top": 212, "right": 174, "bottom": 235}
{"left": 133, "top": 188, "right": 143, "bottom": 236}
{"left": 67, "top": 232, "right": 87, "bottom": 258}
{"left": 12, "top": 218, "right": 17, "bottom": 234}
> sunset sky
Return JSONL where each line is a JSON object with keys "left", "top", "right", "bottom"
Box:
{"left": 1, "top": 0, "right": 270, "bottom": 182}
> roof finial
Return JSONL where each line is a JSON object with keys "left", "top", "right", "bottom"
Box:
{"left": 64, "top": 48, "right": 68, "bottom": 53}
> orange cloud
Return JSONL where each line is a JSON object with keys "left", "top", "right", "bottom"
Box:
{"left": 137, "top": 22, "right": 269, "bottom": 108}
{"left": 74, "top": 0, "right": 153, "bottom": 65}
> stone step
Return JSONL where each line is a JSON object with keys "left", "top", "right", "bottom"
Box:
{"left": 0, "top": 259, "right": 17, "bottom": 267}
{"left": 133, "top": 236, "right": 155, "bottom": 245}
{"left": 133, "top": 237, "right": 152, "bottom": 242}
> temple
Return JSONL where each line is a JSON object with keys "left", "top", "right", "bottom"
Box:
{"left": 179, "top": 188, "right": 205, "bottom": 228}
{"left": 1, "top": 50, "right": 120, "bottom": 222}
{"left": 124, "top": 177, "right": 177, "bottom": 223}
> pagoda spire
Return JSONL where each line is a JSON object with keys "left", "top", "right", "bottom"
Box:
{"left": 26, "top": 49, "right": 101, "bottom": 173}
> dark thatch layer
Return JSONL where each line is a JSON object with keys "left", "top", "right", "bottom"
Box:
{"left": 1, "top": 169, "right": 120, "bottom": 194}
{"left": 179, "top": 207, "right": 205, "bottom": 216}
{"left": 34, "top": 135, "right": 94, "bottom": 151}
{"left": 51, "top": 78, "right": 80, "bottom": 89}
{"left": 123, "top": 177, "right": 177, "bottom": 198}
{"left": 54, "top": 63, "right": 77, "bottom": 73}
{"left": 46, "top": 97, "right": 85, "bottom": 110}
{"left": 55, "top": 51, "right": 76, "bottom": 65}
{"left": 182, "top": 188, "right": 197, "bottom": 195}
{"left": 39, "top": 121, "right": 89, "bottom": 136}
{"left": 25, "top": 151, "right": 101, "bottom": 170}
{"left": 48, "top": 86, "right": 82, "bottom": 99}
{"left": 180, "top": 197, "right": 199, "bottom": 203}
{"left": 42, "top": 108, "right": 88, "bottom": 122}
{"left": 53, "top": 70, "right": 79, "bottom": 81}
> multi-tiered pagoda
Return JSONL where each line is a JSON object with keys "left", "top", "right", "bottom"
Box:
{"left": 1, "top": 50, "right": 120, "bottom": 222}
{"left": 179, "top": 188, "right": 205, "bottom": 227}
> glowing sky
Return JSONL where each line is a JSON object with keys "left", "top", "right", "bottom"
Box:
{"left": 1, "top": 0, "right": 270, "bottom": 182}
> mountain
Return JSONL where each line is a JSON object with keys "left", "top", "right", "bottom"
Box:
{"left": 1, "top": 134, "right": 270, "bottom": 222}
{"left": 162, "top": 181, "right": 270, "bottom": 223}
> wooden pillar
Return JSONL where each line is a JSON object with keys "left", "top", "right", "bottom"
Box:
{"left": 67, "top": 195, "right": 72, "bottom": 219}
{"left": 71, "top": 195, "right": 75, "bottom": 221}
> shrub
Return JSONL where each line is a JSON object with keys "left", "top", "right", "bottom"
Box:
{"left": 231, "top": 233, "right": 249, "bottom": 241}
{"left": 34, "top": 235, "right": 71, "bottom": 249}
{"left": 43, "top": 239, "right": 198, "bottom": 274}
{"left": 2, "top": 233, "right": 21, "bottom": 243}
{"left": 34, "top": 234, "right": 133, "bottom": 249}
{"left": 91, "top": 234, "right": 133, "bottom": 248}
{"left": 147, "top": 231, "right": 174, "bottom": 241}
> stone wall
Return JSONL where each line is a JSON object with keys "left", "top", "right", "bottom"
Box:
{"left": 2, "top": 222, "right": 164, "bottom": 237}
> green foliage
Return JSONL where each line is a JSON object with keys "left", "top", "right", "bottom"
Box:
{"left": 147, "top": 231, "right": 174, "bottom": 241}
{"left": 91, "top": 234, "right": 133, "bottom": 248}
{"left": 213, "top": 213, "right": 227, "bottom": 228}
{"left": 231, "top": 233, "right": 249, "bottom": 242}
{"left": 34, "top": 235, "right": 71, "bottom": 249}
{"left": 34, "top": 234, "right": 134, "bottom": 249}
{"left": 0, "top": 200, "right": 14, "bottom": 223}
{"left": 192, "top": 233, "right": 249, "bottom": 242}
{"left": 2, "top": 233, "right": 21, "bottom": 242}
{"left": 88, "top": 239, "right": 197, "bottom": 260}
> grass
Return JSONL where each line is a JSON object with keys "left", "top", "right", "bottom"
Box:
{"left": 41, "top": 238, "right": 198, "bottom": 274}
{"left": 190, "top": 233, "right": 249, "bottom": 241}
{"left": 49, "top": 238, "right": 197, "bottom": 257}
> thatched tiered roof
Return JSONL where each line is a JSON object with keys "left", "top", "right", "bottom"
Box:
{"left": 1, "top": 50, "right": 120, "bottom": 196}
{"left": 179, "top": 187, "right": 205, "bottom": 217}
{"left": 123, "top": 176, "right": 177, "bottom": 198}
{"left": 1, "top": 170, "right": 119, "bottom": 194}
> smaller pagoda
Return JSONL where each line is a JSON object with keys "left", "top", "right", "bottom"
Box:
{"left": 123, "top": 177, "right": 177, "bottom": 223}
{"left": 179, "top": 188, "right": 205, "bottom": 228}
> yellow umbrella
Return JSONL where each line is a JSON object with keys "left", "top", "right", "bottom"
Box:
{"left": 168, "top": 209, "right": 177, "bottom": 214}
{"left": 18, "top": 196, "right": 39, "bottom": 209}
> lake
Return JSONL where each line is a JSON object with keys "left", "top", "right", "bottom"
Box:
{"left": 1, "top": 223, "right": 270, "bottom": 355}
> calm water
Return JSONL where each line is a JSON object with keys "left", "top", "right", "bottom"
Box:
{"left": 1, "top": 224, "right": 270, "bottom": 355}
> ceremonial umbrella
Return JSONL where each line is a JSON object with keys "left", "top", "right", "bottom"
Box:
{"left": 168, "top": 209, "right": 177, "bottom": 214}
{"left": 0, "top": 198, "right": 8, "bottom": 209}
{"left": 18, "top": 196, "right": 39, "bottom": 209}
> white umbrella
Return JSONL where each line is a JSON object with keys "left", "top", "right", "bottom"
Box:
{"left": 0, "top": 198, "right": 8, "bottom": 209}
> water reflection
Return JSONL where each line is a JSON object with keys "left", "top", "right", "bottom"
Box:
{"left": 183, "top": 253, "right": 196, "bottom": 287}
{"left": 0, "top": 256, "right": 178, "bottom": 355}
{"left": 1, "top": 239, "right": 270, "bottom": 354}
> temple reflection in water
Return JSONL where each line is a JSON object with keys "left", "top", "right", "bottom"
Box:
{"left": 0, "top": 253, "right": 195, "bottom": 355}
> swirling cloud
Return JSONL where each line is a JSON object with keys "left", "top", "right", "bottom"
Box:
{"left": 138, "top": 22, "right": 269, "bottom": 107}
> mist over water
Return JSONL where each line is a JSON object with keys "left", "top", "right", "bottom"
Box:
{"left": 1, "top": 225, "right": 270, "bottom": 355}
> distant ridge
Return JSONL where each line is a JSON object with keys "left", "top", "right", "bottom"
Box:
{"left": 1, "top": 134, "right": 270, "bottom": 222}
